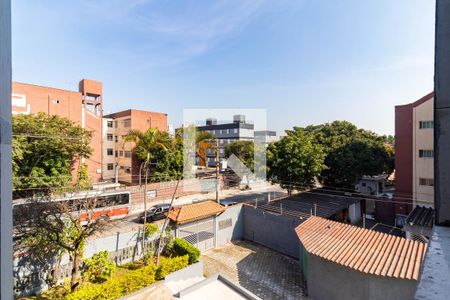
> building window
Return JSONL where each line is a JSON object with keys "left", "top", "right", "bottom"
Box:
{"left": 233, "top": 128, "right": 238, "bottom": 134}
{"left": 115, "top": 150, "right": 118, "bottom": 157}
{"left": 124, "top": 151, "right": 132, "bottom": 158}
{"left": 107, "top": 134, "right": 113, "bottom": 141}
{"left": 419, "top": 149, "right": 434, "bottom": 158}
{"left": 220, "top": 139, "right": 224, "bottom": 144}
{"left": 123, "top": 119, "right": 131, "bottom": 127}
{"left": 114, "top": 121, "right": 118, "bottom": 128}
{"left": 107, "top": 121, "right": 113, "bottom": 128}
{"left": 419, "top": 178, "right": 434, "bottom": 186}
{"left": 125, "top": 167, "right": 131, "bottom": 174}
{"left": 419, "top": 120, "right": 434, "bottom": 129}
{"left": 115, "top": 135, "right": 118, "bottom": 142}
{"left": 119, "top": 151, "right": 124, "bottom": 157}
{"left": 107, "top": 148, "right": 113, "bottom": 156}
{"left": 107, "top": 163, "right": 114, "bottom": 171}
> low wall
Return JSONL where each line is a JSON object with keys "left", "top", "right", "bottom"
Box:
{"left": 242, "top": 205, "right": 303, "bottom": 258}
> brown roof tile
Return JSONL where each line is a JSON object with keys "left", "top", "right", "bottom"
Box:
{"left": 295, "top": 216, "right": 427, "bottom": 280}
{"left": 167, "top": 201, "right": 225, "bottom": 224}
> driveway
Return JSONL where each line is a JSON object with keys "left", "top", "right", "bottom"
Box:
{"left": 202, "top": 240, "right": 306, "bottom": 300}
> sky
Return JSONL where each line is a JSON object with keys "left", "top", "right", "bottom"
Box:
{"left": 12, "top": 0, "right": 435, "bottom": 135}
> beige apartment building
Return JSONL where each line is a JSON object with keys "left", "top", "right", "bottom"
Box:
{"left": 412, "top": 96, "right": 434, "bottom": 208}
{"left": 395, "top": 92, "right": 434, "bottom": 217}
{"left": 103, "top": 109, "right": 168, "bottom": 184}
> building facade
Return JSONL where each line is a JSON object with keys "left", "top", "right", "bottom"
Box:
{"left": 103, "top": 109, "right": 168, "bottom": 183}
{"left": 102, "top": 117, "right": 116, "bottom": 181}
{"left": 12, "top": 79, "right": 103, "bottom": 182}
{"left": 394, "top": 92, "right": 434, "bottom": 220}
{"left": 197, "top": 115, "right": 254, "bottom": 167}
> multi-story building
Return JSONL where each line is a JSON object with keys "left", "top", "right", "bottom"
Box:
{"left": 12, "top": 79, "right": 103, "bottom": 182}
{"left": 395, "top": 92, "right": 434, "bottom": 218}
{"left": 103, "top": 109, "right": 168, "bottom": 183}
{"left": 197, "top": 115, "right": 254, "bottom": 167}
{"left": 102, "top": 117, "right": 116, "bottom": 181}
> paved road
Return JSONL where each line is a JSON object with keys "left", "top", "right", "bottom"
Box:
{"left": 104, "top": 187, "right": 287, "bottom": 234}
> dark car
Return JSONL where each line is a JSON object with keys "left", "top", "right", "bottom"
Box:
{"left": 219, "top": 199, "right": 238, "bottom": 207}
{"left": 139, "top": 204, "right": 171, "bottom": 222}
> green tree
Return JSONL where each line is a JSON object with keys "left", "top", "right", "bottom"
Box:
{"left": 82, "top": 251, "right": 116, "bottom": 283}
{"left": 14, "top": 195, "right": 110, "bottom": 291}
{"left": 76, "top": 163, "right": 92, "bottom": 190}
{"left": 125, "top": 128, "right": 178, "bottom": 181}
{"left": 225, "top": 140, "right": 254, "bottom": 170}
{"left": 267, "top": 130, "right": 326, "bottom": 194}
{"left": 12, "top": 113, "right": 92, "bottom": 197}
{"left": 296, "top": 121, "right": 394, "bottom": 188}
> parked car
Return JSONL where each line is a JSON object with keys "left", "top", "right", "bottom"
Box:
{"left": 219, "top": 199, "right": 238, "bottom": 207}
{"left": 139, "top": 204, "right": 171, "bottom": 222}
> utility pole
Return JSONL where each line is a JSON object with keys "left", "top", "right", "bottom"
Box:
{"left": 215, "top": 139, "right": 220, "bottom": 203}
{"left": 140, "top": 156, "right": 149, "bottom": 264}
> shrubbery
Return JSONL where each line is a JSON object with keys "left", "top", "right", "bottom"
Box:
{"left": 172, "top": 238, "right": 201, "bottom": 264}
{"left": 82, "top": 251, "right": 116, "bottom": 283}
{"left": 66, "top": 264, "right": 156, "bottom": 300}
{"left": 155, "top": 255, "right": 189, "bottom": 280}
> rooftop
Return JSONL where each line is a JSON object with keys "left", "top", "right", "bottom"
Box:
{"left": 295, "top": 216, "right": 427, "bottom": 280}
{"left": 258, "top": 192, "right": 359, "bottom": 220}
{"left": 167, "top": 200, "right": 225, "bottom": 224}
{"left": 407, "top": 206, "right": 434, "bottom": 228}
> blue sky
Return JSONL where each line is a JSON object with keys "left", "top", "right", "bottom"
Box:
{"left": 12, "top": 0, "right": 435, "bottom": 135}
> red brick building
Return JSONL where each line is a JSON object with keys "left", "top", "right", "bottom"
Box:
{"left": 12, "top": 79, "right": 103, "bottom": 182}
{"left": 103, "top": 109, "right": 168, "bottom": 183}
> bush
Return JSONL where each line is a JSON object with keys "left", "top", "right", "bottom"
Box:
{"left": 66, "top": 264, "right": 156, "bottom": 300}
{"left": 173, "top": 238, "right": 201, "bottom": 264}
{"left": 82, "top": 251, "right": 116, "bottom": 283}
{"left": 155, "top": 255, "right": 189, "bottom": 280}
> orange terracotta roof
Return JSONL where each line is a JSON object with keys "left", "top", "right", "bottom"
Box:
{"left": 295, "top": 216, "right": 427, "bottom": 280}
{"left": 167, "top": 201, "right": 225, "bottom": 224}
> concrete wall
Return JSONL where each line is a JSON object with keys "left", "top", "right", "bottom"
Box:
{"left": 307, "top": 254, "right": 417, "bottom": 300}
{"left": 215, "top": 204, "right": 244, "bottom": 246}
{"left": 0, "top": 0, "right": 13, "bottom": 298}
{"left": 242, "top": 205, "right": 302, "bottom": 258}
{"left": 435, "top": 0, "right": 450, "bottom": 225}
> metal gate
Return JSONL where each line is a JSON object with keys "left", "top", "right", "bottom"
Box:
{"left": 178, "top": 218, "right": 215, "bottom": 252}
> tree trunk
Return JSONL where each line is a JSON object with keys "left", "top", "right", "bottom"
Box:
{"left": 70, "top": 252, "right": 81, "bottom": 291}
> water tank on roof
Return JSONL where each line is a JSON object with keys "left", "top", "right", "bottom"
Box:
{"left": 233, "top": 114, "right": 246, "bottom": 124}
{"left": 206, "top": 118, "right": 217, "bottom": 125}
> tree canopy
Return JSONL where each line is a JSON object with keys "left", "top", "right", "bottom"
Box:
{"left": 125, "top": 128, "right": 181, "bottom": 181}
{"left": 267, "top": 129, "right": 326, "bottom": 193}
{"left": 12, "top": 113, "right": 93, "bottom": 198}
{"left": 294, "top": 121, "right": 394, "bottom": 188}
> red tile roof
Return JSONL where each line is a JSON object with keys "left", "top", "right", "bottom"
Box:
{"left": 295, "top": 216, "right": 427, "bottom": 280}
{"left": 167, "top": 201, "right": 225, "bottom": 224}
